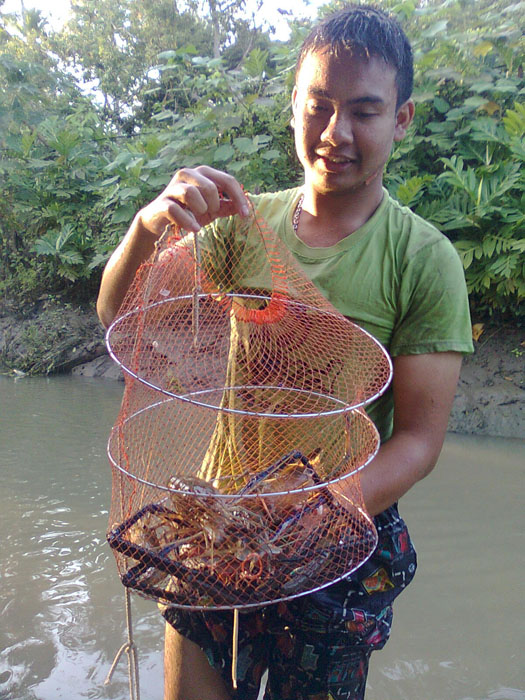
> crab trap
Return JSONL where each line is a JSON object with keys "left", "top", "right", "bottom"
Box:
{"left": 105, "top": 205, "right": 392, "bottom": 611}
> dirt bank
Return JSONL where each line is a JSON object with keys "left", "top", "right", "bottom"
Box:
{"left": 1, "top": 302, "right": 523, "bottom": 439}
{"left": 0, "top": 301, "right": 106, "bottom": 375}
{"left": 447, "top": 326, "right": 524, "bottom": 439}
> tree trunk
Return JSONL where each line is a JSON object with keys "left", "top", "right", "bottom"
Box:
{"left": 207, "top": 0, "right": 221, "bottom": 58}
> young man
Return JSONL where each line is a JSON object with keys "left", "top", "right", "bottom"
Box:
{"left": 97, "top": 6, "right": 473, "bottom": 699}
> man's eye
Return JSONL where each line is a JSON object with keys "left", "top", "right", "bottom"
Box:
{"left": 307, "top": 102, "right": 327, "bottom": 113}
{"left": 356, "top": 112, "right": 377, "bottom": 119}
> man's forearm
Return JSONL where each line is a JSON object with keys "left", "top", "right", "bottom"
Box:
{"left": 358, "top": 430, "right": 441, "bottom": 516}
{"left": 97, "top": 216, "right": 158, "bottom": 328}
{"left": 350, "top": 351, "right": 463, "bottom": 517}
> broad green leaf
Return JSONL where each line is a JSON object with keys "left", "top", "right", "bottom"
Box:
{"left": 482, "top": 237, "right": 497, "bottom": 257}
{"left": 494, "top": 79, "right": 520, "bottom": 93}
{"left": 112, "top": 203, "right": 136, "bottom": 224}
{"left": 463, "top": 96, "right": 489, "bottom": 108}
{"left": 433, "top": 97, "right": 450, "bottom": 113}
{"left": 118, "top": 187, "right": 142, "bottom": 200}
{"left": 446, "top": 106, "right": 476, "bottom": 120}
{"left": 261, "top": 149, "right": 281, "bottom": 160}
{"left": 427, "top": 121, "right": 448, "bottom": 133}
{"left": 454, "top": 243, "right": 475, "bottom": 269}
{"left": 142, "top": 158, "right": 168, "bottom": 170}
{"left": 253, "top": 134, "right": 272, "bottom": 147}
{"left": 33, "top": 234, "right": 59, "bottom": 256}
{"left": 243, "top": 48, "right": 269, "bottom": 78}
{"left": 100, "top": 176, "right": 120, "bottom": 187}
{"left": 397, "top": 177, "right": 426, "bottom": 206}
{"left": 106, "top": 151, "right": 134, "bottom": 171}
{"left": 503, "top": 103, "right": 525, "bottom": 138}
{"left": 126, "top": 158, "right": 144, "bottom": 171}
{"left": 213, "top": 144, "right": 235, "bottom": 162}
{"left": 157, "top": 50, "right": 177, "bottom": 61}
{"left": 58, "top": 250, "right": 83, "bottom": 265}
{"left": 233, "top": 137, "right": 259, "bottom": 155}
{"left": 421, "top": 20, "right": 448, "bottom": 38}
{"left": 145, "top": 174, "right": 171, "bottom": 188}
{"left": 89, "top": 252, "right": 110, "bottom": 270}
{"left": 28, "top": 158, "right": 54, "bottom": 169}
{"left": 56, "top": 225, "right": 77, "bottom": 249}
{"left": 228, "top": 160, "right": 249, "bottom": 173}
{"left": 469, "top": 81, "right": 495, "bottom": 93}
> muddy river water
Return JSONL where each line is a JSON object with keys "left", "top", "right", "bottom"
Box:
{"left": 0, "top": 375, "right": 523, "bottom": 700}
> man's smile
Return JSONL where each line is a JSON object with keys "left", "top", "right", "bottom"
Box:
{"left": 315, "top": 152, "right": 358, "bottom": 172}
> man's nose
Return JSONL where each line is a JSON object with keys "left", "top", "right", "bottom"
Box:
{"left": 321, "top": 111, "right": 354, "bottom": 145}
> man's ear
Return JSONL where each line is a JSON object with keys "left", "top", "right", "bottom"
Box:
{"left": 291, "top": 85, "right": 298, "bottom": 129}
{"left": 394, "top": 99, "right": 415, "bottom": 142}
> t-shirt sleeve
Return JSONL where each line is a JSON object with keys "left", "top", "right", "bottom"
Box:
{"left": 389, "top": 237, "right": 474, "bottom": 357}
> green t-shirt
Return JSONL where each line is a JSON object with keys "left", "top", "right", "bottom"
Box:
{"left": 200, "top": 186, "right": 473, "bottom": 443}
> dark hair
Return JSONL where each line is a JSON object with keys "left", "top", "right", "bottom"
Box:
{"left": 296, "top": 5, "right": 413, "bottom": 108}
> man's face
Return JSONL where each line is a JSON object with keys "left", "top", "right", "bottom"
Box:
{"left": 292, "top": 48, "right": 412, "bottom": 198}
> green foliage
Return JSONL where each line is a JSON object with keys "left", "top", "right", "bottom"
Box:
{"left": 101, "top": 46, "right": 300, "bottom": 209}
{"left": 0, "top": 32, "right": 117, "bottom": 301}
{"left": 384, "top": 0, "right": 525, "bottom": 320}
{"left": 48, "top": 0, "right": 215, "bottom": 126}
{"left": 1, "top": 109, "right": 117, "bottom": 291}
{"left": 1, "top": 0, "right": 524, "bottom": 324}
{"left": 433, "top": 127, "right": 524, "bottom": 312}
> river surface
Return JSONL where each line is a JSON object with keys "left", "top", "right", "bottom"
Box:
{"left": 0, "top": 375, "right": 523, "bottom": 700}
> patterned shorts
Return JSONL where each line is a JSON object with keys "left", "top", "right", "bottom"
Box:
{"left": 162, "top": 503, "right": 417, "bottom": 700}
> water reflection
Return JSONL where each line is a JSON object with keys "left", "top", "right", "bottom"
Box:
{"left": 0, "top": 375, "right": 523, "bottom": 699}
{"left": 0, "top": 376, "right": 164, "bottom": 700}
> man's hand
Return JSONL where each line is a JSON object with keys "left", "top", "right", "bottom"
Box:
{"left": 137, "top": 166, "right": 251, "bottom": 237}
{"left": 97, "top": 167, "right": 248, "bottom": 328}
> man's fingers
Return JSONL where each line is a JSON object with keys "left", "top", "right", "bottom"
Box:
{"left": 173, "top": 167, "right": 250, "bottom": 218}
{"left": 139, "top": 167, "right": 250, "bottom": 237}
{"left": 217, "top": 198, "right": 241, "bottom": 219}
{"left": 195, "top": 166, "right": 250, "bottom": 217}
{"left": 165, "top": 199, "right": 201, "bottom": 233}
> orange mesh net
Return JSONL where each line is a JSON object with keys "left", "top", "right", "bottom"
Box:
{"left": 105, "top": 203, "right": 392, "bottom": 610}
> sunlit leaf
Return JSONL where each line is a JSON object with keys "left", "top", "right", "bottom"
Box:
{"left": 473, "top": 41, "right": 493, "bottom": 57}
{"left": 472, "top": 323, "right": 484, "bottom": 341}
{"left": 477, "top": 101, "right": 500, "bottom": 116}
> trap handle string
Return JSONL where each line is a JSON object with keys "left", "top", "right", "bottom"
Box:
{"left": 232, "top": 608, "right": 240, "bottom": 690}
{"left": 104, "top": 587, "right": 141, "bottom": 700}
{"left": 192, "top": 230, "right": 202, "bottom": 348}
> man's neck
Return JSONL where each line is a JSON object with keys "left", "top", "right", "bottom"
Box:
{"left": 297, "top": 178, "right": 384, "bottom": 248}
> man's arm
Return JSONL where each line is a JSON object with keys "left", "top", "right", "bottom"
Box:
{"left": 357, "top": 351, "right": 463, "bottom": 516}
{"left": 96, "top": 166, "right": 249, "bottom": 328}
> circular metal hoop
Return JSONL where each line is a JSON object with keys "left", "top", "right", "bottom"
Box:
{"left": 107, "top": 397, "right": 380, "bottom": 494}
{"left": 106, "top": 293, "right": 393, "bottom": 418}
